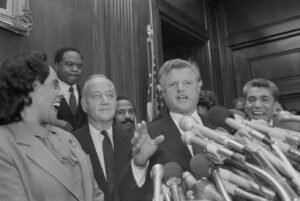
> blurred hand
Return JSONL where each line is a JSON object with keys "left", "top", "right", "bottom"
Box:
{"left": 131, "top": 121, "right": 164, "bottom": 167}
{"left": 52, "top": 119, "right": 73, "bottom": 132}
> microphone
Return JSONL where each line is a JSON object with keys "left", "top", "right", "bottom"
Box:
{"left": 279, "top": 111, "right": 300, "bottom": 122}
{"left": 162, "top": 184, "right": 171, "bottom": 201}
{"left": 182, "top": 171, "right": 197, "bottom": 190}
{"left": 150, "top": 164, "right": 165, "bottom": 201}
{"left": 182, "top": 171, "right": 204, "bottom": 200}
{"left": 189, "top": 153, "right": 274, "bottom": 200}
{"left": 222, "top": 180, "right": 269, "bottom": 201}
{"left": 219, "top": 168, "right": 275, "bottom": 199}
{"left": 186, "top": 155, "right": 224, "bottom": 201}
{"left": 229, "top": 108, "right": 247, "bottom": 120}
{"left": 190, "top": 154, "right": 210, "bottom": 180}
{"left": 208, "top": 106, "right": 273, "bottom": 145}
{"left": 164, "top": 162, "right": 183, "bottom": 201}
{"left": 227, "top": 106, "right": 300, "bottom": 146}
{"left": 179, "top": 116, "right": 251, "bottom": 155}
{"left": 195, "top": 178, "right": 224, "bottom": 201}
{"left": 243, "top": 119, "right": 300, "bottom": 146}
{"left": 270, "top": 137, "right": 300, "bottom": 163}
{"left": 182, "top": 131, "right": 246, "bottom": 163}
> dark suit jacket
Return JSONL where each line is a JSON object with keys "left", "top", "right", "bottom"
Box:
{"left": 119, "top": 113, "right": 213, "bottom": 201}
{"left": 57, "top": 85, "right": 87, "bottom": 131}
{"left": 74, "top": 123, "right": 132, "bottom": 201}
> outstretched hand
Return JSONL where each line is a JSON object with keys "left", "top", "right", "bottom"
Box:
{"left": 131, "top": 121, "right": 164, "bottom": 167}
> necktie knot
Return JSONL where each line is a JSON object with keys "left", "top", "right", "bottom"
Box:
{"left": 101, "top": 130, "right": 109, "bottom": 137}
{"left": 69, "top": 86, "right": 74, "bottom": 93}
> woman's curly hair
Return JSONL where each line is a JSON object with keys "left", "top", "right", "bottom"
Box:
{"left": 0, "top": 51, "right": 49, "bottom": 125}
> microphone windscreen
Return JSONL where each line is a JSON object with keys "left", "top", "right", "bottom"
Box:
{"left": 163, "top": 162, "right": 183, "bottom": 182}
{"left": 190, "top": 154, "right": 210, "bottom": 179}
{"left": 207, "top": 106, "right": 235, "bottom": 133}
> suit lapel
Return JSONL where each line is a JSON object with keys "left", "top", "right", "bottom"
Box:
{"left": 160, "top": 115, "right": 192, "bottom": 171}
{"left": 7, "top": 122, "right": 80, "bottom": 200}
{"left": 76, "top": 124, "right": 108, "bottom": 193}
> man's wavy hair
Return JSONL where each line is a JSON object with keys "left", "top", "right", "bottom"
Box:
{"left": 0, "top": 51, "right": 49, "bottom": 125}
{"left": 158, "top": 59, "right": 201, "bottom": 86}
{"left": 242, "top": 78, "right": 279, "bottom": 101}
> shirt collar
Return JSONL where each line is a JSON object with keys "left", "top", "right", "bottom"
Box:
{"left": 88, "top": 123, "right": 113, "bottom": 139}
{"left": 58, "top": 79, "right": 78, "bottom": 94}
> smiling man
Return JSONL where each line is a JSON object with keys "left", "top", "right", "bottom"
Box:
{"left": 74, "top": 75, "right": 132, "bottom": 201}
{"left": 243, "top": 78, "right": 300, "bottom": 132}
{"left": 114, "top": 96, "right": 136, "bottom": 135}
{"left": 243, "top": 78, "right": 279, "bottom": 125}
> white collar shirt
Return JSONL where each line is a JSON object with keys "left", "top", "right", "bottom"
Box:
{"left": 170, "top": 110, "right": 204, "bottom": 156}
{"left": 58, "top": 79, "right": 79, "bottom": 105}
{"left": 89, "top": 123, "right": 114, "bottom": 179}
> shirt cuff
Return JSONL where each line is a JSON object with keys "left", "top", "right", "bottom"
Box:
{"left": 131, "top": 159, "right": 149, "bottom": 187}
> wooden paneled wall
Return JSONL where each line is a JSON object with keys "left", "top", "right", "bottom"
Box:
{"left": 0, "top": 0, "right": 149, "bottom": 120}
{"left": 154, "top": 0, "right": 218, "bottom": 99}
{"left": 208, "top": 0, "right": 300, "bottom": 110}
{"left": 0, "top": 0, "right": 208, "bottom": 120}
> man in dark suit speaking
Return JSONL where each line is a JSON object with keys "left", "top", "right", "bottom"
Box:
{"left": 119, "top": 59, "right": 213, "bottom": 201}
{"left": 74, "top": 74, "right": 132, "bottom": 201}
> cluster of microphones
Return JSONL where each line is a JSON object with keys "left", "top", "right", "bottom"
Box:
{"left": 150, "top": 106, "right": 300, "bottom": 201}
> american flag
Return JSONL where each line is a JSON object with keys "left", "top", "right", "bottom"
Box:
{"left": 146, "top": 62, "right": 160, "bottom": 122}
{"left": 146, "top": 24, "right": 162, "bottom": 122}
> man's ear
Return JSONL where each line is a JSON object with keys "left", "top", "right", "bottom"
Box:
{"left": 198, "top": 80, "right": 203, "bottom": 92}
{"left": 157, "top": 84, "right": 165, "bottom": 96}
{"left": 81, "top": 98, "right": 87, "bottom": 113}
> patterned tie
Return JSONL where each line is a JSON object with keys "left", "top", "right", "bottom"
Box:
{"left": 101, "top": 130, "right": 114, "bottom": 195}
{"left": 69, "top": 86, "right": 77, "bottom": 114}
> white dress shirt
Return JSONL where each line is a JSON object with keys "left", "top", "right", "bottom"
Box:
{"left": 89, "top": 123, "right": 114, "bottom": 179}
{"left": 169, "top": 110, "right": 204, "bottom": 156}
{"left": 58, "top": 79, "right": 79, "bottom": 105}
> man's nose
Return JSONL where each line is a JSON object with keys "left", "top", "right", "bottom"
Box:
{"left": 71, "top": 64, "right": 80, "bottom": 71}
{"left": 177, "top": 82, "right": 184, "bottom": 91}
{"left": 124, "top": 111, "right": 131, "bottom": 118}
{"left": 101, "top": 94, "right": 108, "bottom": 102}
{"left": 253, "top": 99, "right": 262, "bottom": 107}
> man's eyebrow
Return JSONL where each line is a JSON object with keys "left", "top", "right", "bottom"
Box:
{"left": 261, "top": 95, "right": 271, "bottom": 99}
